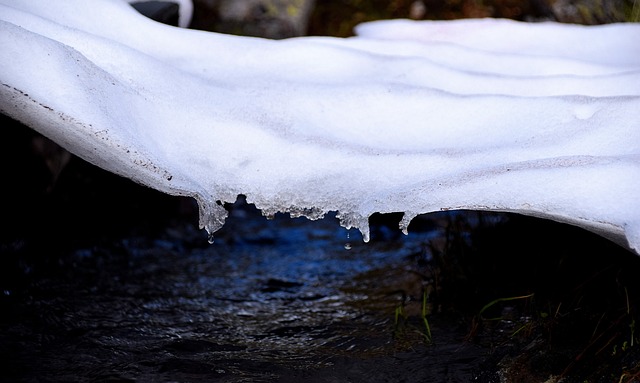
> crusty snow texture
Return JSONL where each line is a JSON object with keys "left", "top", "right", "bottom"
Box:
{"left": 1, "top": 0, "right": 639, "bottom": 252}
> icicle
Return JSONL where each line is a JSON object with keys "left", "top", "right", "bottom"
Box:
{"left": 399, "top": 212, "right": 417, "bottom": 235}
{"left": 336, "top": 211, "right": 371, "bottom": 243}
{"left": 195, "top": 195, "right": 229, "bottom": 243}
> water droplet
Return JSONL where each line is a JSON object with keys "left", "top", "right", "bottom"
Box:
{"left": 344, "top": 231, "right": 351, "bottom": 250}
{"left": 207, "top": 233, "right": 215, "bottom": 244}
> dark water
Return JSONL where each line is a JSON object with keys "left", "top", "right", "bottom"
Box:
{"left": 3, "top": 195, "right": 640, "bottom": 383}
{"left": 1, "top": 197, "right": 495, "bottom": 383}
{"left": 2, "top": 169, "right": 640, "bottom": 383}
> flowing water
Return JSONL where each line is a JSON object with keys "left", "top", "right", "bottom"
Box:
{"left": 2, "top": 189, "right": 640, "bottom": 383}
{"left": 1, "top": 197, "right": 494, "bottom": 383}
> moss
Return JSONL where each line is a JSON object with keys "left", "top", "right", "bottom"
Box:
{"left": 625, "top": 0, "right": 640, "bottom": 21}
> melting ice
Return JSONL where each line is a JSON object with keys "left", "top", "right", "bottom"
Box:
{"left": 0, "top": 0, "right": 639, "bottom": 253}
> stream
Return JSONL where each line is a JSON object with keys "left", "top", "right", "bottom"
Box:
{"left": 1, "top": 197, "right": 492, "bottom": 382}
{"left": 1, "top": 148, "right": 639, "bottom": 383}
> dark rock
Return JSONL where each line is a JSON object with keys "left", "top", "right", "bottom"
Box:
{"left": 130, "top": 1, "right": 181, "bottom": 26}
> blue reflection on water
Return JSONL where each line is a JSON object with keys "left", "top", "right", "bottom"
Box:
{"left": 1, "top": 199, "right": 486, "bottom": 382}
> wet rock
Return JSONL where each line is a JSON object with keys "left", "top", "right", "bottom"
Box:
{"left": 549, "top": 0, "right": 627, "bottom": 23}
{"left": 130, "top": 1, "right": 181, "bottom": 26}
{"left": 191, "top": 0, "right": 315, "bottom": 38}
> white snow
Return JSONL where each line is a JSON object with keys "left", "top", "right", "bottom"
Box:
{"left": 1, "top": 0, "right": 639, "bottom": 253}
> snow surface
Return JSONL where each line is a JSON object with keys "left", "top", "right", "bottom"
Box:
{"left": 1, "top": 0, "right": 639, "bottom": 253}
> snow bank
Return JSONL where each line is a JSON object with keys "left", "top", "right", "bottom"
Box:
{"left": 1, "top": 0, "right": 639, "bottom": 253}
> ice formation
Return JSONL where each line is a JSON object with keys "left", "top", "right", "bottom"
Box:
{"left": 1, "top": 0, "right": 639, "bottom": 253}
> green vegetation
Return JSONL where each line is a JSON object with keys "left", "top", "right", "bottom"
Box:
{"left": 386, "top": 211, "right": 640, "bottom": 381}
{"left": 354, "top": 210, "right": 640, "bottom": 381}
{"left": 478, "top": 293, "right": 534, "bottom": 321}
{"left": 627, "top": 0, "right": 640, "bottom": 21}
{"left": 393, "top": 287, "right": 432, "bottom": 343}
{"left": 329, "top": 209, "right": 640, "bottom": 380}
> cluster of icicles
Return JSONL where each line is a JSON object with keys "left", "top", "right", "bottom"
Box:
{"left": 1, "top": 0, "right": 639, "bottom": 253}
